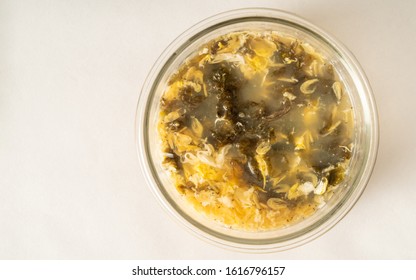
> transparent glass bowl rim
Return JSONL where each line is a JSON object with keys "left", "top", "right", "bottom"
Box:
{"left": 135, "top": 8, "right": 379, "bottom": 252}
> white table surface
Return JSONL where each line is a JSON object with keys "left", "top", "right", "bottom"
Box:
{"left": 1, "top": 0, "right": 415, "bottom": 259}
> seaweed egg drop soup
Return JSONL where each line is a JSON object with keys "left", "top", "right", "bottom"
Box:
{"left": 157, "top": 31, "right": 354, "bottom": 231}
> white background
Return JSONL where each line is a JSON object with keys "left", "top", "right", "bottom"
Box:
{"left": 1, "top": 0, "right": 415, "bottom": 259}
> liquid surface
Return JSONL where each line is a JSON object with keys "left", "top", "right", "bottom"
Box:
{"left": 157, "top": 31, "right": 354, "bottom": 230}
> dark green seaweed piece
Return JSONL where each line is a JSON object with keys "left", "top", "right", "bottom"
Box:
{"left": 162, "top": 149, "right": 183, "bottom": 172}
{"left": 328, "top": 166, "right": 345, "bottom": 186}
{"left": 179, "top": 85, "right": 206, "bottom": 108}
{"left": 204, "top": 62, "right": 245, "bottom": 146}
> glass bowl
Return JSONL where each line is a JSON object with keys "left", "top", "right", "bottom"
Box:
{"left": 136, "top": 8, "right": 378, "bottom": 252}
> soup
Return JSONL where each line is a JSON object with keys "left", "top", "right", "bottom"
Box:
{"left": 157, "top": 31, "right": 354, "bottom": 231}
